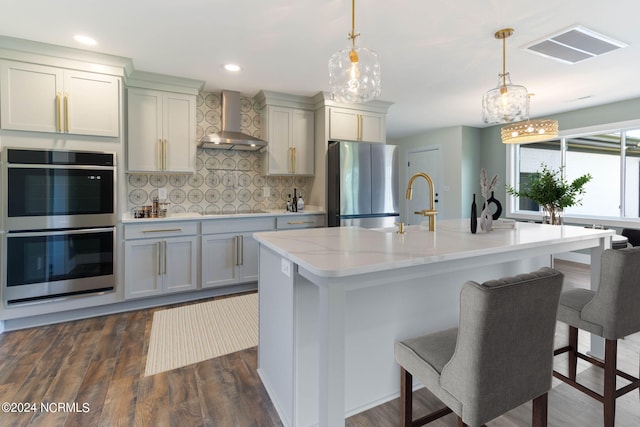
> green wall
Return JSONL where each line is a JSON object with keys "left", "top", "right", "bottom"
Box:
{"left": 394, "top": 96, "right": 640, "bottom": 220}
{"left": 482, "top": 96, "right": 640, "bottom": 206}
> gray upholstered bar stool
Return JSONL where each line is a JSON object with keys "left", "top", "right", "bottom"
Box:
{"left": 553, "top": 247, "right": 640, "bottom": 427}
{"left": 395, "top": 267, "right": 564, "bottom": 427}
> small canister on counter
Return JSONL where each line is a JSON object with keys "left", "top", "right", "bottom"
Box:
{"left": 151, "top": 197, "right": 159, "bottom": 218}
{"left": 142, "top": 205, "right": 152, "bottom": 218}
{"left": 133, "top": 207, "right": 144, "bottom": 219}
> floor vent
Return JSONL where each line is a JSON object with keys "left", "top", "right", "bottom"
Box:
{"left": 525, "top": 26, "right": 627, "bottom": 64}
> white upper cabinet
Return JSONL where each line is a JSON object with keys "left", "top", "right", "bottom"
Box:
{"left": 261, "top": 106, "right": 314, "bottom": 175}
{"left": 127, "top": 87, "right": 196, "bottom": 173}
{"left": 329, "top": 107, "right": 385, "bottom": 143}
{"left": 0, "top": 60, "right": 120, "bottom": 137}
{"left": 256, "top": 91, "right": 315, "bottom": 176}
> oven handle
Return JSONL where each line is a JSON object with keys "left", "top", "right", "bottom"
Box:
{"left": 6, "top": 227, "right": 115, "bottom": 237}
{"left": 6, "top": 164, "right": 115, "bottom": 171}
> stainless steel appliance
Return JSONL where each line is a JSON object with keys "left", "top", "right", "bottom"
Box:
{"left": 327, "top": 141, "right": 399, "bottom": 228}
{"left": 2, "top": 148, "right": 116, "bottom": 305}
{"left": 199, "top": 90, "right": 268, "bottom": 151}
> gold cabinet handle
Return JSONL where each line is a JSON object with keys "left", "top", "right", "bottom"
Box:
{"left": 64, "top": 93, "right": 69, "bottom": 132}
{"left": 163, "top": 240, "right": 167, "bottom": 274}
{"left": 292, "top": 146, "right": 297, "bottom": 174}
{"left": 142, "top": 228, "right": 183, "bottom": 233}
{"left": 158, "top": 139, "right": 163, "bottom": 170}
{"left": 157, "top": 241, "right": 162, "bottom": 275}
{"left": 237, "top": 235, "right": 244, "bottom": 266}
{"left": 163, "top": 139, "right": 168, "bottom": 170}
{"left": 287, "top": 220, "right": 314, "bottom": 225}
{"left": 288, "top": 147, "right": 293, "bottom": 174}
{"left": 56, "top": 92, "right": 62, "bottom": 132}
{"left": 357, "top": 114, "right": 362, "bottom": 140}
{"left": 233, "top": 235, "right": 239, "bottom": 266}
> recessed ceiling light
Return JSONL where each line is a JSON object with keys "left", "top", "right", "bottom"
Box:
{"left": 223, "top": 63, "right": 241, "bottom": 72}
{"left": 74, "top": 34, "right": 97, "bottom": 46}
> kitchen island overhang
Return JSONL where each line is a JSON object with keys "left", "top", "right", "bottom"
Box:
{"left": 254, "top": 220, "right": 614, "bottom": 427}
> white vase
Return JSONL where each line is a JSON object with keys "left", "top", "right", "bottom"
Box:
{"left": 479, "top": 204, "right": 493, "bottom": 232}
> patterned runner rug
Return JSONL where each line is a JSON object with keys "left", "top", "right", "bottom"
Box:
{"left": 144, "top": 292, "right": 258, "bottom": 376}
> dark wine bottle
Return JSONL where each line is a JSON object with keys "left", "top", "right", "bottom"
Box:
{"left": 470, "top": 193, "right": 477, "bottom": 234}
{"left": 292, "top": 188, "right": 298, "bottom": 212}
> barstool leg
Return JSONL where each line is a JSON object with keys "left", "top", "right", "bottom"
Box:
{"left": 603, "top": 339, "right": 617, "bottom": 427}
{"left": 400, "top": 367, "right": 413, "bottom": 427}
{"left": 568, "top": 326, "right": 578, "bottom": 380}
{"left": 532, "top": 393, "right": 548, "bottom": 427}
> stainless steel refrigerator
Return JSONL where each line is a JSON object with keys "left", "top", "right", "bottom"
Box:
{"left": 327, "top": 141, "right": 399, "bottom": 228}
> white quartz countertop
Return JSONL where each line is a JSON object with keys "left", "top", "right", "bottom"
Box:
{"left": 121, "top": 207, "right": 325, "bottom": 223}
{"left": 253, "top": 219, "right": 614, "bottom": 278}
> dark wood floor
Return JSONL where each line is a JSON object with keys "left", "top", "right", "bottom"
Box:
{"left": 0, "top": 260, "right": 638, "bottom": 426}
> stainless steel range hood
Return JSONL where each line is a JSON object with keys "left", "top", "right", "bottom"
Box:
{"left": 199, "top": 90, "right": 267, "bottom": 151}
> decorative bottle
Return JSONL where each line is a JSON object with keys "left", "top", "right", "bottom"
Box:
{"left": 292, "top": 189, "right": 298, "bottom": 212}
{"left": 487, "top": 191, "right": 503, "bottom": 220}
{"left": 470, "top": 193, "right": 477, "bottom": 234}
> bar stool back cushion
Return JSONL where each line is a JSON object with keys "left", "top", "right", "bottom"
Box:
{"left": 396, "top": 267, "right": 563, "bottom": 426}
{"left": 571, "top": 247, "right": 640, "bottom": 340}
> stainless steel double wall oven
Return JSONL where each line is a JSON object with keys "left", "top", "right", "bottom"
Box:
{"left": 2, "top": 148, "right": 116, "bottom": 305}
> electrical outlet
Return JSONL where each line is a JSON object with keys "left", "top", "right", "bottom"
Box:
{"left": 263, "top": 187, "right": 270, "bottom": 197}
{"left": 158, "top": 187, "right": 167, "bottom": 200}
{"left": 281, "top": 258, "right": 291, "bottom": 278}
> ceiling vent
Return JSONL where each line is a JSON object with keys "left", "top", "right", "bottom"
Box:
{"left": 525, "top": 26, "right": 627, "bottom": 64}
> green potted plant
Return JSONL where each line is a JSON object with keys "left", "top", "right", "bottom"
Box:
{"left": 506, "top": 163, "right": 592, "bottom": 225}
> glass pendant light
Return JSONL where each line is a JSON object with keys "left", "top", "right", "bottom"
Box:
{"left": 328, "top": 0, "right": 381, "bottom": 103}
{"left": 482, "top": 28, "right": 529, "bottom": 123}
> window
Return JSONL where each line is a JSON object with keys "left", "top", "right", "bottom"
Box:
{"left": 508, "top": 124, "right": 640, "bottom": 224}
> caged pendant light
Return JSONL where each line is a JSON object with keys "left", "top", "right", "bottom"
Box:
{"left": 501, "top": 119, "right": 559, "bottom": 144}
{"left": 328, "top": 0, "right": 381, "bottom": 103}
{"left": 482, "top": 28, "right": 529, "bottom": 123}
{"left": 501, "top": 95, "right": 559, "bottom": 144}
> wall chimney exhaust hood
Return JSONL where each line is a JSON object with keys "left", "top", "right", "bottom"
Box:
{"left": 199, "top": 90, "right": 267, "bottom": 151}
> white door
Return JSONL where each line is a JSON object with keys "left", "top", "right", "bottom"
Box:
{"left": 127, "top": 88, "right": 163, "bottom": 171}
{"left": 0, "top": 61, "right": 62, "bottom": 133}
{"left": 238, "top": 233, "right": 260, "bottom": 282}
{"left": 201, "top": 233, "right": 238, "bottom": 288}
{"left": 164, "top": 236, "right": 198, "bottom": 293}
{"left": 64, "top": 70, "right": 120, "bottom": 137}
{"left": 124, "top": 239, "right": 163, "bottom": 299}
{"left": 266, "top": 106, "right": 293, "bottom": 175}
{"left": 407, "top": 148, "right": 442, "bottom": 225}
{"left": 164, "top": 92, "right": 196, "bottom": 173}
{"left": 291, "top": 109, "right": 314, "bottom": 175}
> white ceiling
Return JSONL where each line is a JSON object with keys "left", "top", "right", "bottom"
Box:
{"left": 2, "top": 0, "right": 640, "bottom": 139}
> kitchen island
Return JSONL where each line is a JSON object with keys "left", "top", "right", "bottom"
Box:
{"left": 254, "top": 219, "right": 614, "bottom": 427}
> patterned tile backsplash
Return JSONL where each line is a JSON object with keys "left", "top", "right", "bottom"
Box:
{"left": 126, "top": 91, "right": 310, "bottom": 216}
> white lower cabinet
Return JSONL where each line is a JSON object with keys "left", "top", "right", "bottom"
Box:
{"left": 124, "top": 222, "right": 198, "bottom": 299}
{"left": 201, "top": 232, "right": 260, "bottom": 288}
{"left": 122, "top": 214, "right": 324, "bottom": 299}
{"left": 201, "top": 217, "right": 275, "bottom": 289}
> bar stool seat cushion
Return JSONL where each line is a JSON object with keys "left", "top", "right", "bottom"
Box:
{"left": 557, "top": 288, "right": 603, "bottom": 336}
{"left": 395, "top": 328, "right": 461, "bottom": 415}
